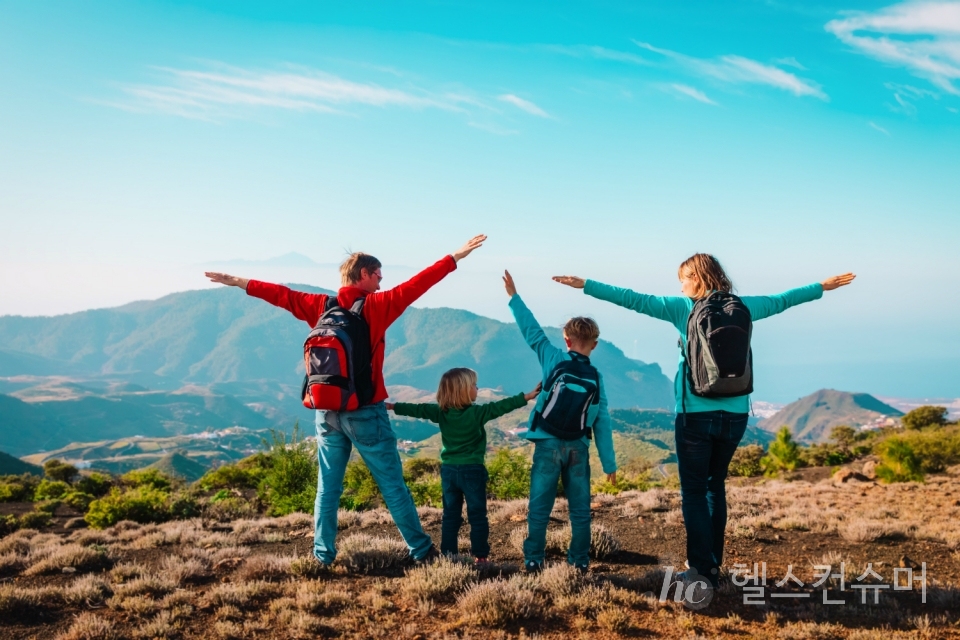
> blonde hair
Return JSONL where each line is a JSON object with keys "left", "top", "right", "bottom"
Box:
{"left": 340, "top": 252, "right": 382, "bottom": 286}
{"left": 436, "top": 368, "right": 477, "bottom": 411}
{"left": 678, "top": 253, "right": 734, "bottom": 299}
{"left": 563, "top": 317, "right": 600, "bottom": 344}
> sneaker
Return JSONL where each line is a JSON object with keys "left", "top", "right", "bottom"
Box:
{"left": 524, "top": 560, "right": 543, "bottom": 574}
{"left": 414, "top": 545, "right": 442, "bottom": 565}
{"left": 570, "top": 564, "right": 589, "bottom": 575}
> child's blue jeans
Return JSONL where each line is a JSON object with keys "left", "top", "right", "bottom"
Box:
{"left": 523, "top": 438, "right": 592, "bottom": 568}
{"left": 440, "top": 463, "right": 489, "bottom": 557}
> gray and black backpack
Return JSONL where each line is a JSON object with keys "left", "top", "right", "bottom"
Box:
{"left": 682, "top": 291, "right": 753, "bottom": 399}
{"left": 531, "top": 353, "right": 601, "bottom": 440}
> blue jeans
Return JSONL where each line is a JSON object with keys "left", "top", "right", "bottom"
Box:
{"left": 523, "top": 438, "right": 592, "bottom": 568}
{"left": 313, "top": 402, "right": 433, "bottom": 564}
{"left": 440, "top": 464, "right": 489, "bottom": 558}
{"left": 675, "top": 410, "right": 748, "bottom": 587}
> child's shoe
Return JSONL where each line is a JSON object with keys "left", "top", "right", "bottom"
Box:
{"left": 523, "top": 560, "right": 543, "bottom": 574}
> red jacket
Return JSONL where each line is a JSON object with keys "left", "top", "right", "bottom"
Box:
{"left": 246, "top": 255, "right": 457, "bottom": 405}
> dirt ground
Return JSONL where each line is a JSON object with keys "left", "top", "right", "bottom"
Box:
{"left": 3, "top": 470, "right": 960, "bottom": 639}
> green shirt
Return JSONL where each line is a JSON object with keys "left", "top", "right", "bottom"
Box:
{"left": 392, "top": 394, "right": 529, "bottom": 465}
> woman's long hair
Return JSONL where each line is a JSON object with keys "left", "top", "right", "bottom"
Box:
{"left": 678, "top": 253, "right": 734, "bottom": 299}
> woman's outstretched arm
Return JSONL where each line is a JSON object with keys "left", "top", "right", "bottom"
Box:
{"left": 743, "top": 272, "right": 856, "bottom": 321}
{"left": 553, "top": 275, "right": 690, "bottom": 326}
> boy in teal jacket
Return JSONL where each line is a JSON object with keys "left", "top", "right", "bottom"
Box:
{"left": 503, "top": 271, "right": 617, "bottom": 572}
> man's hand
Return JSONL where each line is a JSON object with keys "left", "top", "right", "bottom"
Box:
{"left": 524, "top": 382, "right": 542, "bottom": 401}
{"left": 452, "top": 234, "right": 487, "bottom": 263}
{"left": 385, "top": 402, "right": 395, "bottom": 411}
{"left": 821, "top": 273, "right": 856, "bottom": 291}
{"left": 606, "top": 472, "right": 617, "bottom": 486}
{"left": 552, "top": 275, "right": 585, "bottom": 289}
{"left": 503, "top": 270, "right": 518, "bottom": 297}
{"left": 205, "top": 272, "right": 250, "bottom": 290}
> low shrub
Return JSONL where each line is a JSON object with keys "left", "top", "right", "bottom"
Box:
{"left": 401, "top": 556, "right": 475, "bottom": 601}
{"left": 799, "top": 443, "right": 854, "bottom": 468}
{"left": 592, "top": 471, "right": 651, "bottom": 495}
{"left": 121, "top": 469, "right": 173, "bottom": 492}
{"left": 33, "top": 479, "right": 71, "bottom": 501}
{"left": 75, "top": 473, "right": 113, "bottom": 498}
{"left": 404, "top": 458, "right": 442, "bottom": 508}
{"left": 336, "top": 533, "right": 408, "bottom": 573}
{"left": 486, "top": 449, "right": 530, "bottom": 500}
{"left": 257, "top": 426, "right": 318, "bottom": 516}
{"left": 18, "top": 511, "right": 52, "bottom": 529}
{"left": 0, "top": 474, "right": 40, "bottom": 502}
{"left": 340, "top": 459, "right": 380, "bottom": 511}
{"left": 902, "top": 405, "right": 949, "bottom": 431}
{"left": 760, "top": 427, "right": 801, "bottom": 476}
{"left": 875, "top": 437, "right": 925, "bottom": 483}
{"left": 43, "top": 459, "right": 78, "bottom": 483}
{"left": 62, "top": 491, "right": 97, "bottom": 511}
{"left": 84, "top": 486, "right": 171, "bottom": 529}
{"left": 729, "top": 444, "right": 765, "bottom": 477}
{"left": 897, "top": 427, "right": 960, "bottom": 473}
{"left": 197, "top": 456, "right": 268, "bottom": 492}
{"left": 456, "top": 576, "right": 540, "bottom": 627}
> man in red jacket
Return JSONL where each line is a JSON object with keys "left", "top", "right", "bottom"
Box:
{"left": 205, "top": 234, "right": 486, "bottom": 565}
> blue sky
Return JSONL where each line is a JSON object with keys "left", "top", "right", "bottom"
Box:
{"left": 1, "top": 1, "right": 958, "bottom": 401}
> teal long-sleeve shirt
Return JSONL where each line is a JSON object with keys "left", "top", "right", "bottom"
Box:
{"left": 392, "top": 393, "right": 528, "bottom": 465}
{"left": 582, "top": 280, "right": 824, "bottom": 415}
{"left": 508, "top": 294, "right": 618, "bottom": 475}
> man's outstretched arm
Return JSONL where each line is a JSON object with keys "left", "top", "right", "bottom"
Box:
{"left": 374, "top": 234, "right": 487, "bottom": 325}
{"left": 205, "top": 271, "right": 327, "bottom": 326}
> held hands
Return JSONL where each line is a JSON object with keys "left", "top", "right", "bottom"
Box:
{"left": 452, "top": 235, "right": 488, "bottom": 263}
{"left": 524, "top": 382, "right": 542, "bottom": 401}
{"left": 385, "top": 402, "right": 395, "bottom": 411}
{"left": 552, "top": 275, "right": 585, "bottom": 289}
{"left": 205, "top": 272, "right": 250, "bottom": 290}
{"left": 821, "top": 273, "right": 856, "bottom": 291}
{"left": 502, "top": 270, "right": 517, "bottom": 297}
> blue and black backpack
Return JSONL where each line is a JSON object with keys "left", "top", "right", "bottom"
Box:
{"left": 531, "top": 352, "right": 601, "bottom": 440}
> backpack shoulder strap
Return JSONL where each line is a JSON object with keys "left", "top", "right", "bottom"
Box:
{"left": 350, "top": 296, "right": 366, "bottom": 315}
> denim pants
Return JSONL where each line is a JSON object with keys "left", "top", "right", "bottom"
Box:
{"left": 523, "top": 438, "right": 592, "bottom": 568}
{"left": 675, "top": 410, "right": 748, "bottom": 586}
{"left": 313, "top": 402, "right": 433, "bottom": 564}
{"left": 440, "top": 463, "right": 489, "bottom": 558}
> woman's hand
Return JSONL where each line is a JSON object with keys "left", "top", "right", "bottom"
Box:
{"left": 205, "top": 272, "right": 249, "bottom": 290}
{"left": 606, "top": 472, "right": 617, "bottom": 486}
{"left": 385, "top": 402, "right": 395, "bottom": 411}
{"left": 821, "top": 273, "right": 856, "bottom": 291}
{"left": 524, "top": 382, "right": 542, "bottom": 401}
{"left": 452, "top": 235, "right": 487, "bottom": 263}
{"left": 552, "top": 275, "right": 585, "bottom": 289}
{"left": 503, "top": 270, "right": 518, "bottom": 297}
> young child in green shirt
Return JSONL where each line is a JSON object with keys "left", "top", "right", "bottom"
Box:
{"left": 387, "top": 368, "right": 540, "bottom": 562}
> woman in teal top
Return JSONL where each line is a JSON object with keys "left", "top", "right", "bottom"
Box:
{"left": 554, "top": 254, "right": 855, "bottom": 588}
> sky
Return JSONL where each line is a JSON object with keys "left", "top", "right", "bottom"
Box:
{"left": 1, "top": 0, "right": 958, "bottom": 402}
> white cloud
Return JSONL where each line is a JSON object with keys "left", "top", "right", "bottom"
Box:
{"left": 826, "top": 2, "right": 960, "bottom": 94}
{"left": 635, "top": 41, "right": 827, "bottom": 100}
{"left": 539, "top": 44, "right": 650, "bottom": 66}
{"left": 670, "top": 84, "right": 718, "bottom": 105}
{"left": 497, "top": 94, "right": 550, "bottom": 117}
{"left": 869, "top": 121, "right": 891, "bottom": 134}
{"left": 775, "top": 56, "right": 808, "bottom": 70}
{"left": 117, "top": 64, "right": 464, "bottom": 120}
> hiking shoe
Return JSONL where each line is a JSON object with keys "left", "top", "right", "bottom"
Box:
{"left": 524, "top": 560, "right": 543, "bottom": 574}
{"left": 414, "top": 545, "right": 442, "bottom": 566}
{"left": 570, "top": 563, "right": 589, "bottom": 575}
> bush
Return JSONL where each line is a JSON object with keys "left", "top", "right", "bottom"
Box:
{"left": 875, "top": 437, "right": 924, "bottom": 483}
{"left": 902, "top": 406, "right": 949, "bottom": 431}
{"left": 760, "top": 427, "right": 801, "bottom": 476}
{"left": 121, "top": 468, "right": 173, "bottom": 492}
{"left": 894, "top": 428, "right": 960, "bottom": 473}
{"left": 75, "top": 473, "right": 113, "bottom": 497}
{"left": 18, "top": 511, "right": 52, "bottom": 529}
{"left": 729, "top": 444, "right": 765, "bottom": 477}
{"left": 257, "top": 425, "right": 318, "bottom": 516}
{"left": 62, "top": 491, "right": 97, "bottom": 511}
{"left": 340, "top": 459, "right": 380, "bottom": 511}
{"left": 84, "top": 486, "right": 171, "bottom": 529}
{"left": 829, "top": 425, "right": 859, "bottom": 448}
{"left": 592, "top": 471, "right": 651, "bottom": 495}
{"left": 197, "top": 456, "right": 267, "bottom": 491}
{"left": 404, "top": 458, "right": 443, "bottom": 508}
{"left": 34, "top": 479, "right": 71, "bottom": 501}
{"left": 487, "top": 449, "right": 530, "bottom": 500}
{"left": 0, "top": 475, "right": 40, "bottom": 502}
{"left": 0, "top": 514, "right": 17, "bottom": 536}
{"left": 799, "top": 443, "right": 854, "bottom": 467}
{"left": 43, "top": 459, "right": 78, "bottom": 483}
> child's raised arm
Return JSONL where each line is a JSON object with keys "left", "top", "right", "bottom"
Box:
{"left": 504, "top": 271, "right": 563, "bottom": 370}
{"left": 388, "top": 402, "right": 442, "bottom": 424}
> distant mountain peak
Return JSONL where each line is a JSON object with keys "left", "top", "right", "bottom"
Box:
{"left": 759, "top": 388, "right": 903, "bottom": 443}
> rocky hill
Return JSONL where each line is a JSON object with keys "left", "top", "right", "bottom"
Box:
{"left": 758, "top": 388, "right": 903, "bottom": 443}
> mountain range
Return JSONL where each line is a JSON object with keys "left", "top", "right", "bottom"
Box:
{"left": 758, "top": 388, "right": 903, "bottom": 443}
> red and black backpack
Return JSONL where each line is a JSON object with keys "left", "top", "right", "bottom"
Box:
{"left": 301, "top": 296, "right": 375, "bottom": 412}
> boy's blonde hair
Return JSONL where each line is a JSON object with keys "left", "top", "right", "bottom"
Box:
{"left": 563, "top": 317, "right": 600, "bottom": 344}
{"left": 340, "top": 252, "right": 382, "bottom": 286}
{"left": 436, "top": 367, "right": 478, "bottom": 411}
{"left": 678, "top": 253, "right": 733, "bottom": 299}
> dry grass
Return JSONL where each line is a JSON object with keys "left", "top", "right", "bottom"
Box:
{"left": 400, "top": 556, "right": 476, "bottom": 601}
{"left": 336, "top": 533, "right": 408, "bottom": 573}
{"left": 55, "top": 612, "right": 117, "bottom": 640}
{"left": 23, "top": 543, "right": 110, "bottom": 576}
{"left": 204, "top": 580, "right": 280, "bottom": 608}
{"left": 112, "top": 574, "right": 177, "bottom": 599}
{"left": 294, "top": 581, "right": 352, "bottom": 615}
{"left": 235, "top": 553, "right": 294, "bottom": 581}
{"left": 456, "top": 574, "right": 542, "bottom": 626}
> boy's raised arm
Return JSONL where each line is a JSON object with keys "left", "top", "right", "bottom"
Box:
{"left": 504, "top": 271, "right": 563, "bottom": 369}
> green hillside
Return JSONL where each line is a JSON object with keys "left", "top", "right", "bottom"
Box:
{"left": 759, "top": 388, "right": 903, "bottom": 443}
{"left": 0, "top": 450, "right": 43, "bottom": 476}
{"left": 146, "top": 452, "right": 210, "bottom": 483}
